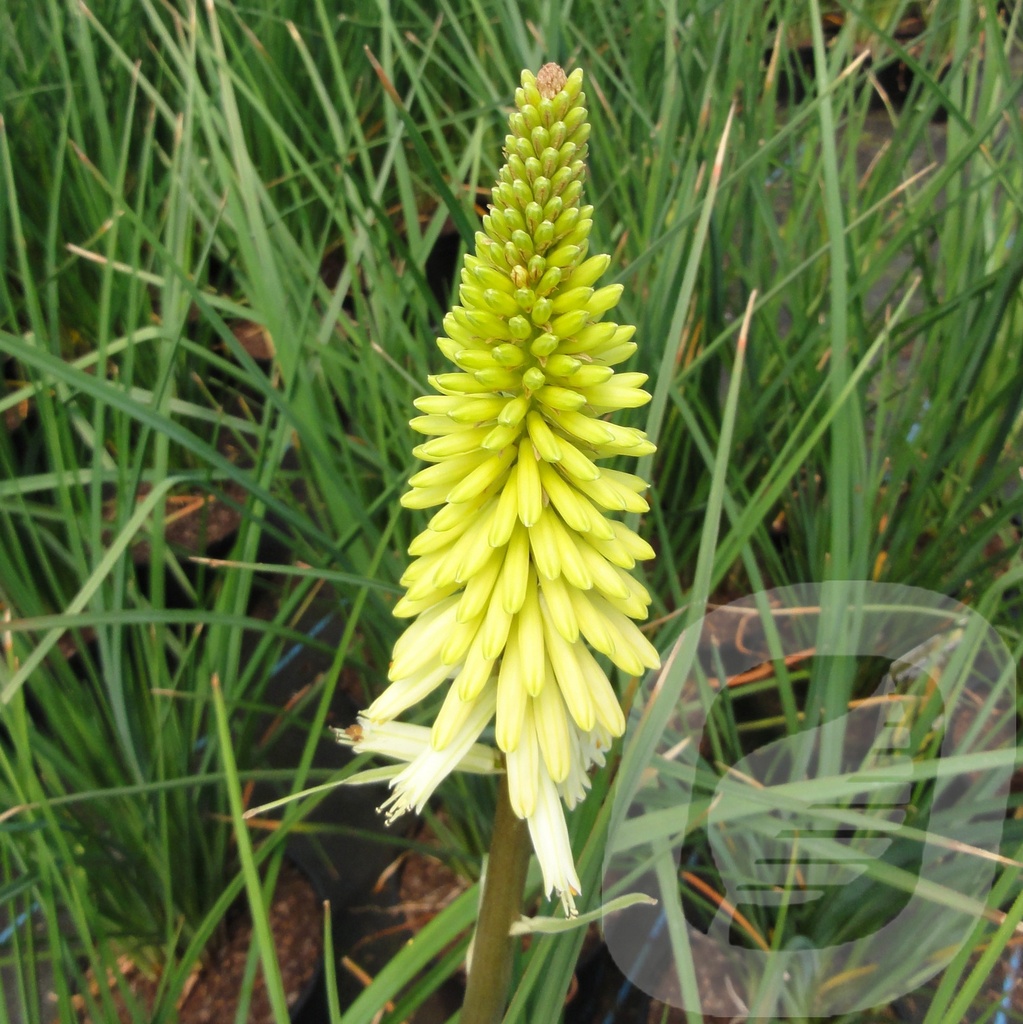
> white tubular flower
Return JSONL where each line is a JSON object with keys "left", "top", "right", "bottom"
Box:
{"left": 336, "top": 686, "right": 501, "bottom": 824}
{"left": 336, "top": 62, "right": 660, "bottom": 917}
{"left": 557, "top": 720, "right": 612, "bottom": 810}
{"left": 527, "top": 760, "right": 582, "bottom": 917}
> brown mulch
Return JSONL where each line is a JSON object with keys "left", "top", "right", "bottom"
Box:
{"left": 121, "top": 482, "right": 245, "bottom": 566}
{"left": 397, "top": 841, "right": 469, "bottom": 923}
{"left": 73, "top": 861, "right": 323, "bottom": 1024}
{"left": 180, "top": 862, "right": 323, "bottom": 1024}
{"left": 231, "top": 320, "right": 275, "bottom": 361}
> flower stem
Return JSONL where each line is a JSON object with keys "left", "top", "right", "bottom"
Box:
{"left": 461, "top": 775, "right": 532, "bottom": 1024}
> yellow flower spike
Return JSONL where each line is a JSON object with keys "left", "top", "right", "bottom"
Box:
{"left": 532, "top": 665, "right": 572, "bottom": 783}
{"left": 498, "top": 395, "right": 531, "bottom": 427}
{"left": 364, "top": 662, "right": 451, "bottom": 724}
{"left": 456, "top": 547, "right": 505, "bottom": 622}
{"left": 516, "top": 437, "right": 544, "bottom": 526}
{"left": 555, "top": 724, "right": 595, "bottom": 811}
{"left": 574, "top": 538, "right": 635, "bottom": 598}
{"left": 496, "top": 634, "right": 528, "bottom": 753}
{"left": 581, "top": 381, "right": 653, "bottom": 412}
{"left": 566, "top": 253, "right": 611, "bottom": 288}
{"left": 429, "top": 514, "right": 494, "bottom": 590}
{"left": 526, "top": 505, "right": 563, "bottom": 580}
{"left": 525, "top": 411, "right": 563, "bottom": 463}
{"left": 431, "top": 680, "right": 491, "bottom": 752}
{"left": 399, "top": 549, "right": 445, "bottom": 588}
{"left": 338, "top": 63, "right": 661, "bottom": 919}
{"left": 548, "top": 408, "right": 616, "bottom": 447}
{"left": 537, "top": 571, "right": 580, "bottom": 643}
{"left": 389, "top": 594, "right": 459, "bottom": 653}
{"left": 544, "top": 354, "right": 583, "bottom": 379}
{"left": 427, "top": 485, "right": 500, "bottom": 533}
{"left": 516, "top": 571, "right": 547, "bottom": 697}
{"left": 388, "top": 600, "right": 459, "bottom": 680}
{"left": 548, "top": 433, "right": 601, "bottom": 482}
{"left": 391, "top": 586, "right": 460, "bottom": 620}
{"left": 429, "top": 371, "right": 492, "bottom": 396}
{"left": 482, "top": 422, "right": 524, "bottom": 451}
{"left": 496, "top": 520, "right": 531, "bottom": 614}
{"left": 399, "top": 483, "right": 451, "bottom": 510}
{"left": 572, "top": 471, "right": 650, "bottom": 513}
{"left": 551, "top": 285, "right": 595, "bottom": 315}
{"left": 574, "top": 644, "right": 627, "bottom": 736}
{"left": 446, "top": 445, "right": 517, "bottom": 504}
{"left": 439, "top": 611, "right": 486, "bottom": 667}
{"left": 562, "top": 320, "right": 617, "bottom": 353}
{"left": 616, "top": 564, "right": 654, "bottom": 606}
{"left": 412, "top": 394, "right": 462, "bottom": 415}
{"left": 584, "top": 283, "right": 625, "bottom": 318}
{"left": 565, "top": 364, "right": 616, "bottom": 388}
{"left": 600, "top": 571, "right": 654, "bottom": 620}
{"left": 599, "top": 421, "right": 655, "bottom": 452}
{"left": 602, "top": 466, "right": 652, "bottom": 495}
{"left": 407, "top": 528, "right": 456, "bottom": 558}
{"left": 588, "top": 593, "right": 662, "bottom": 674}
{"left": 480, "top": 586, "right": 515, "bottom": 659}
{"left": 610, "top": 518, "right": 657, "bottom": 561}
{"left": 534, "top": 384, "right": 588, "bottom": 412}
{"left": 540, "top": 600, "right": 597, "bottom": 732}
{"left": 445, "top": 396, "right": 508, "bottom": 423}
{"left": 566, "top": 586, "right": 619, "bottom": 660}
{"left": 579, "top": 499, "right": 618, "bottom": 542}
{"left": 488, "top": 464, "right": 521, "bottom": 548}
{"left": 537, "top": 460, "right": 613, "bottom": 538}
{"left": 505, "top": 701, "right": 539, "bottom": 816}
{"left": 412, "top": 428, "right": 491, "bottom": 460}
{"left": 538, "top": 511, "right": 594, "bottom": 590}
{"left": 528, "top": 763, "right": 581, "bottom": 915}
{"left": 402, "top": 569, "right": 454, "bottom": 605}
{"left": 592, "top": 340, "right": 639, "bottom": 366}
{"left": 409, "top": 414, "right": 463, "bottom": 436}
{"left": 592, "top": 435, "right": 657, "bottom": 460}
{"left": 453, "top": 516, "right": 503, "bottom": 583}
{"left": 582, "top": 530, "right": 637, "bottom": 570}
{"left": 453, "top": 633, "right": 497, "bottom": 703}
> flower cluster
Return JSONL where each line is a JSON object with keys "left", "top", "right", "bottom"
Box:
{"left": 337, "top": 63, "right": 659, "bottom": 914}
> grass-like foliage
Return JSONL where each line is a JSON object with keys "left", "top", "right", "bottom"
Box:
{"left": 1, "top": 1, "right": 1021, "bottom": 1022}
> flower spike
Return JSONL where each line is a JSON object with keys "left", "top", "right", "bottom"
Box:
{"left": 338, "top": 63, "right": 658, "bottom": 916}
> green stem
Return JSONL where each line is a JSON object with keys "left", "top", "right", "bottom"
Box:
{"left": 461, "top": 775, "right": 532, "bottom": 1024}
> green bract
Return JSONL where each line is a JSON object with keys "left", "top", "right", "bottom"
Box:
{"left": 338, "top": 64, "right": 659, "bottom": 914}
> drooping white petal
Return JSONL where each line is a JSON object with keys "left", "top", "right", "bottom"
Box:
{"left": 526, "top": 760, "right": 582, "bottom": 917}
{"left": 378, "top": 685, "right": 499, "bottom": 824}
{"left": 337, "top": 697, "right": 500, "bottom": 788}
{"left": 338, "top": 718, "right": 436, "bottom": 763}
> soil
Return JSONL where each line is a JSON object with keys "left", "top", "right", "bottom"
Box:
{"left": 328, "top": 819, "right": 473, "bottom": 1021}
{"left": 397, "top": 839, "right": 470, "bottom": 924}
{"left": 73, "top": 861, "right": 323, "bottom": 1024}
{"left": 122, "top": 481, "right": 245, "bottom": 567}
{"left": 231, "top": 319, "right": 275, "bottom": 361}
{"left": 179, "top": 861, "right": 323, "bottom": 1024}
